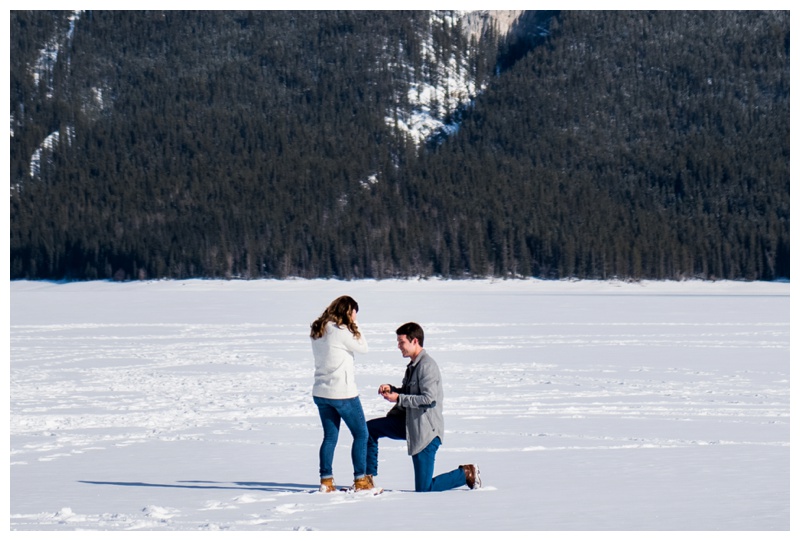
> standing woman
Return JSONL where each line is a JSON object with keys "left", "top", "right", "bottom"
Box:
{"left": 310, "top": 295, "right": 374, "bottom": 492}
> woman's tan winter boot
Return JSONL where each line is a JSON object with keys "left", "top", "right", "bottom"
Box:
{"left": 319, "top": 478, "right": 337, "bottom": 493}
{"left": 352, "top": 475, "right": 374, "bottom": 491}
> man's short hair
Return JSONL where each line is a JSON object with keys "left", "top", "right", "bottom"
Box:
{"left": 396, "top": 322, "right": 424, "bottom": 347}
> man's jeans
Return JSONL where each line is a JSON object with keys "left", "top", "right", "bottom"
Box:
{"left": 366, "top": 414, "right": 406, "bottom": 477}
{"left": 367, "top": 416, "right": 467, "bottom": 492}
{"left": 313, "top": 396, "right": 368, "bottom": 480}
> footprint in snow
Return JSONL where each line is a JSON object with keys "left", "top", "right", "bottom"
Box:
{"left": 274, "top": 503, "right": 302, "bottom": 514}
{"left": 141, "top": 505, "right": 179, "bottom": 519}
{"left": 201, "top": 500, "right": 238, "bottom": 510}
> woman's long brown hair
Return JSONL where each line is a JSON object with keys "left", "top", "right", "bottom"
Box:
{"left": 310, "top": 296, "right": 361, "bottom": 339}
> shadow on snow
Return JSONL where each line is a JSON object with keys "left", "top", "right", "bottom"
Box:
{"left": 79, "top": 479, "right": 318, "bottom": 492}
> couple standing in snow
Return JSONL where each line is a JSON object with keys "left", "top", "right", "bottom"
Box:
{"left": 309, "top": 295, "right": 481, "bottom": 493}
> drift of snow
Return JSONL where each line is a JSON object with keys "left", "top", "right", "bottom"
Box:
{"left": 9, "top": 278, "right": 789, "bottom": 532}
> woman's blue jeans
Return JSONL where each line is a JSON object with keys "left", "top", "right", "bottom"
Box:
{"left": 313, "top": 395, "right": 368, "bottom": 480}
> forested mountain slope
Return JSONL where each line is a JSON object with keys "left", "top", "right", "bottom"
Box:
{"left": 9, "top": 10, "right": 789, "bottom": 281}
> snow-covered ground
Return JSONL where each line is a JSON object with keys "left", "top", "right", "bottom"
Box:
{"left": 8, "top": 278, "right": 790, "bottom": 532}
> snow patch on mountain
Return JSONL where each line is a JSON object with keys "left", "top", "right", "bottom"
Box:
{"left": 31, "top": 11, "right": 82, "bottom": 98}
{"left": 29, "top": 127, "right": 74, "bottom": 179}
{"left": 386, "top": 10, "right": 523, "bottom": 146}
{"left": 24, "top": 11, "right": 83, "bottom": 179}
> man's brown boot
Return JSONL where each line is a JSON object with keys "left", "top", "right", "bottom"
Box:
{"left": 460, "top": 464, "right": 482, "bottom": 489}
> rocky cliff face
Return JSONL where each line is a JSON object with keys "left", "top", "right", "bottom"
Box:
{"left": 460, "top": 10, "right": 525, "bottom": 41}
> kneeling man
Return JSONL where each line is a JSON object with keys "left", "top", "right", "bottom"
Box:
{"left": 366, "top": 322, "right": 481, "bottom": 492}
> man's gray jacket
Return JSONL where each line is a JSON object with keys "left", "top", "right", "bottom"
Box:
{"left": 392, "top": 349, "right": 445, "bottom": 456}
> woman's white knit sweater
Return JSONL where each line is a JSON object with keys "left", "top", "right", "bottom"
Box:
{"left": 311, "top": 321, "right": 368, "bottom": 399}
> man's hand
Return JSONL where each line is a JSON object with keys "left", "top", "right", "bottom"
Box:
{"left": 378, "top": 384, "right": 399, "bottom": 403}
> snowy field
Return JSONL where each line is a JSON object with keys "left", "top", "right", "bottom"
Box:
{"left": 8, "top": 278, "right": 790, "bottom": 532}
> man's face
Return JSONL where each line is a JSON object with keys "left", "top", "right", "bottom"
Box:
{"left": 396, "top": 334, "right": 419, "bottom": 358}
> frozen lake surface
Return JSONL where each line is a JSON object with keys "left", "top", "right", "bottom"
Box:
{"left": 9, "top": 278, "right": 790, "bottom": 531}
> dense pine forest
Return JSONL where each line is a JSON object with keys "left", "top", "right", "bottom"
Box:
{"left": 9, "top": 10, "right": 789, "bottom": 281}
